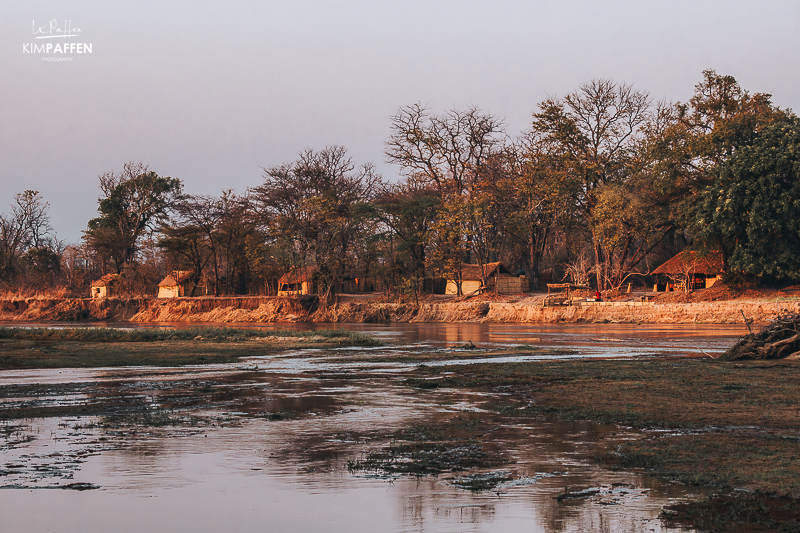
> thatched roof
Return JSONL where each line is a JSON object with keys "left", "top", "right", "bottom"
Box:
{"left": 91, "top": 273, "right": 119, "bottom": 288}
{"left": 651, "top": 251, "right": 724, "bottom": 276}
{"left": 278, "top": 266, "right": 317, "bottom": 285}
{"left": 158, "top": 271, "right": 194, "bottom": 287}
{"left": 456, "top": 262, "right": 506, "bottom": 281}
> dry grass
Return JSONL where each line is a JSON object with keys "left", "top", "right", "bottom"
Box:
{"left": 0, "top": 286, "right": 68, "bottom": 299}
{"left": 412, "top": 358, "right": 800, "bottom": 428}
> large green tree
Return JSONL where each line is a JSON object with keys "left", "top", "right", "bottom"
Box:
{"left": 688, "top": 117, "right": 800, "bottom": 278}
{"left": 649, "top": 70, "right": 788, "bottom": 212}
{"left": 84, "top": 161, "right": 183, "bottom": 273}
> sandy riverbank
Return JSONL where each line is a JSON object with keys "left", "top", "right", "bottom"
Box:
{"left": 1, "top": 294, "right": 798, "bottom": 324}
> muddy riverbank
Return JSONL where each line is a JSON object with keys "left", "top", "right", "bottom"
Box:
{"left": 0, "top": 333, "right": 718, "bottom": 533}
{"left": 2, "top": 324, "right": 793, "bottom": 531}
{"left": 0, "top": 327, "right": 379, "bottom": 371}
{"left": 1, "top": 294, "right": 798, "bottom": 325}
{"left": 411, "top": 356, "right": 800, "bottom": 531}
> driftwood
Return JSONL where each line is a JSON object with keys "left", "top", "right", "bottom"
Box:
{"left": 722, "top": 312, "right": 800, "bottom": 360}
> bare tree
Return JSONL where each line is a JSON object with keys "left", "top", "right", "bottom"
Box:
{"left": 251, "top": 146, "right": 380, "bottom": 303}
{"left": 386, "top": 104, "right": 504, "bottom": 196}
{"left": 0, "top": 190, "right": 56, "bottom": 282}
{"left": 563, "top": 250, "right": 593, "bottom": 287}
{"left": 160, "top": 194, "right": 223, "bottom": 295}
{"left": 386, "top": 104, "right": 504, "bottom": 293}
{"left": 531, "top": 80, "right": 652, "bottom": 289}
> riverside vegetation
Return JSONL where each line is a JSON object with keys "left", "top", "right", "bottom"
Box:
{"left": 3, "top": 71, "right": 800, "bottom": 305}
{"left": 0, "top": 327, "right": 380, "bottom": 370}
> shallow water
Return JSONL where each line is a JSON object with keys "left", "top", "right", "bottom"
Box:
{"left": 0, "top": 324, "right": 744, "bottom": 532}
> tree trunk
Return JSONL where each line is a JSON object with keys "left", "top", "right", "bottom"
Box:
{"left": 593, "top": 240, "right": 604, "bottom": 290}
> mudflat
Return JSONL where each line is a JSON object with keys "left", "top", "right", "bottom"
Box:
{"left": 409, "top": 356, "right": 800, "bottom": 531}
{"left": 2, "top": 326, "right": 798, "bottom": 531}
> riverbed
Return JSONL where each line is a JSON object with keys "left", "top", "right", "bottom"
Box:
{"left": 0, "top": 323, "right": 747, "bottom": 532}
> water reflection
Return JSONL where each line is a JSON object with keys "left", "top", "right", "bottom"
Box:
{"left": 0, "top": 324, "right": 725, "bottom": 532}
{"left": 0, "top": 319, "right": 748, "bottom": 346}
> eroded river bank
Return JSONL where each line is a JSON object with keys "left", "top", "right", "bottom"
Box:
{"left": 3, "top": 294, "right": 800, "bottom": 325}
{"left": 2, "top": 323, "right": 795, "bottom": 532}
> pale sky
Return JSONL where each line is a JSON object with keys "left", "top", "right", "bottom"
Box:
{"left": 2, "top": 0, "right": 799, "bottom": 242}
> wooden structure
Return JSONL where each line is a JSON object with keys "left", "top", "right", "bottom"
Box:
{"left": 90, "top": 274, "right": 119, "bottom": 299}
{"left": 445, "top": 262, "right": 529, "bottom": 295}
{"left": 277, "top": 266, "right": 317, "bottom": 296}
{"left": 543, "top": 283, "right": 588, "bottom": 306}
{"left": 651, "top": 251, "right": 724, "bottom": 291}
{"left": 157, "top": 271, "right": 203, "bottom": 298}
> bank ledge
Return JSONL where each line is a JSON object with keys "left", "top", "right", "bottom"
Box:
{"left": 1, "top": 295, "right": 798, "bottom": 325}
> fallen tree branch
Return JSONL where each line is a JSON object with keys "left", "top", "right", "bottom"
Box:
{"left": 722, "top": 312, "right": 800, "bottom": 361}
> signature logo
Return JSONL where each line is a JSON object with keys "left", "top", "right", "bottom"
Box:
{"left": 23, "top": 19, "right": 92, "bottom": 60}
{"left": 32, "top": 19, "right": 82, "bottom": 39}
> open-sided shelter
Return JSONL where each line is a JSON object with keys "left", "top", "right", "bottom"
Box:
{"left": 651, "top": 251, "right": 724, "bottom": 290}
{"left": 277, "top": 266, "right": 317, "bottom": 296}
{"left": 543, "top": 283, "right": 591, "bottom": 306}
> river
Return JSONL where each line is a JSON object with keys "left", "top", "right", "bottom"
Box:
{"left": 0, "top": 323, "right": 747, "bottom": 532}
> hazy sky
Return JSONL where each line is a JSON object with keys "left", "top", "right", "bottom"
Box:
{"left": 2, "top": 1, "right": 799, "bottom": 242}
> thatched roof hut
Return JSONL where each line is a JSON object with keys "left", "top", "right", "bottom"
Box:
{"left": 651, "top": 251, "right": 724, "bottom": 290}
{"left": 446, "top": 262, "right": 529, "bottom": 295}
{"left": 157, "top": 271, "right": 199, "bottom": 298}
{"left": 460, "top": 262, "right": 505, "bottom": 281}
{"left": 652, "top": 250, "right": 724, "bottom": 276}
{"left": 90, "top": 273, "right": 119, "bottom": 299}
{"left": 277, "top": 266, "right": 317, "bottom": 296}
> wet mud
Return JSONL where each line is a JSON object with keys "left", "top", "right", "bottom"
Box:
{"left": 0, "top": 330, "right": 729, "bottom": 533}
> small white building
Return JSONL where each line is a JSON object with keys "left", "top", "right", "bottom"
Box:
{"left": 90, "top": 274, "right": 119, "bottom": 299}
{"left": 157, "top": 271, "right": 200, "bottom": 298}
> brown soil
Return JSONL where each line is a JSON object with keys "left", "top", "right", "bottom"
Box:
{"left": 581, "top": 280, "right": 795, "bottom": 304}
{"left": 1, "top": 286, "right": 799, "bottom": 325}
{"left": 648, "top": 283, "right": 789, "bottom": 303}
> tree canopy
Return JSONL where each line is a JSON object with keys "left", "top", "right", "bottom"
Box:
{"left": 7, "top": 69, "right": 800, "bottom": 298}
{"left": 84, "top": 161, "right": 183, "bottom": 273}
{"left": 251, "top": 146, "right": 380, "bottom": 300}
{"left": 688, "top": 117, "right": 800, "bottom": 278}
